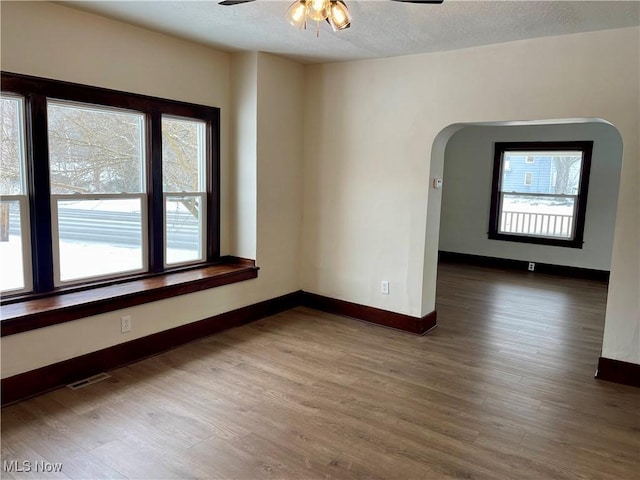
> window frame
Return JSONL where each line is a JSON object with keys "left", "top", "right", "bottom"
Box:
{"left": 161, "top": 114, "right": 209, "bottom": 269}
{"left": 488, "top": 141, "right": 593, "bottom": 248}
{"left": 0, "top": 93, "right": 33, "bottom": 294}
{"left": 0, "top": 71, "right": 220, "bottom": 298}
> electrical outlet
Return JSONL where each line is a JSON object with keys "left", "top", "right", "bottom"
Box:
{"left": 381, "top": 280, "right": 389, "bottom": 295}
{"left": 528, "top": 262, "right": 535, "bottom": 272}
{"left": 121, "top": 315, "right": 132, "bottom": 333}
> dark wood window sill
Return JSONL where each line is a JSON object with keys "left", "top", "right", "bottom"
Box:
{"left": 0, "top": 257, "right": 258, "bottom": 337}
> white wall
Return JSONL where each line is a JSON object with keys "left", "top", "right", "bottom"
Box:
{"left": 301, "top": 27, "right": 639, "bottom": 363}
{"left": 439, "top": 122, "right": 623, "bottom": 271}
{"left": 255, "top": 53, "right": 304, "bottom": 297}
{"left": 0, "top": 2, "right": 304, "bottom": 377}
{"left": 1, "top": 2, "right": 637, "bottom": 376}
{"left": 230, "top": 52, "right": 258, "bottom": 260}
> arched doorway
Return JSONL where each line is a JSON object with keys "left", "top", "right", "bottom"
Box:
{"left": 423, "top": 119, "right": 623, "bottom": 368}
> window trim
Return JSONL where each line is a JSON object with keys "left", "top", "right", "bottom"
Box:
{"left": 0, "top": 93, "right": 32, "bottom": 294}
{"left": 488, "top": 141, "right": 593, "bottom": 248}
{"left": 0, "top": 257, "right": 259, "bottom": 337}
{"left": 1, "top": 71, "right": 221, "bottom": 298}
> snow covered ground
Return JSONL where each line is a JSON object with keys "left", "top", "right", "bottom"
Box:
{"left": 0, "top": 235, "right": 197, "bottom": 293}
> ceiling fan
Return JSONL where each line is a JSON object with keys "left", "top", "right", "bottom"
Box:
{"left": 219, "top": 0, "right": 444, "bottom": 3}
{"left": 218, "top": 0, "right": 444, "bottom": 33}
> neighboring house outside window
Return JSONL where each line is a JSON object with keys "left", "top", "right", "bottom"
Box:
{"left": 489, "top": 141, "right": 593, "bottom": 248}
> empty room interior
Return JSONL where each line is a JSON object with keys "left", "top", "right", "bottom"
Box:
{"left": 1, "top": 1, "right": 639, "bottom": 479}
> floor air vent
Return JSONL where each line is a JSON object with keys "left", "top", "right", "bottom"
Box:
{"left": 66, "top": 372, "right": 111, "bottom": 390}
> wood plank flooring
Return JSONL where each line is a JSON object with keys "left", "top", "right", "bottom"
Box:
{"left": 2, "top": 263, "right": 639, "bottom": 479}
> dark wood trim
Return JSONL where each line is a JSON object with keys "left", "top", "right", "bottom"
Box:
{"left": 573, "top": 142, "right": 593, "bottom": 247}
{"left": 488, "top": 141, "right": 593, "bottom": 249}
{"left": 1, "top": 72, "right": 219, "bottom": 120}
{"left": 148, "top": 113, "right": 163, "bottom": 273}
{"left": 2, "top": 270, "right": 444, "bottom": 338}
{"left": 488, "top": 139, "right": 503, "bottom": 245}
{"left": 2, "top": 255, "right": 255, "bottom": 305}
{"left": 208, "top": 108, "right": 221, "bottom": 260}
{"left": 438, "top": 251, "right": 609, "bottom": 282}
{"left": 300, "top": 292, "right": 437, "bottom": 335}
{"left": 0, "top": 257, "right": 259, "bottom": 337}
{"left": 27, "top": 93, "right": 55, "bottom": 292}
{"left": 1, "top": 291, "right": 303, "bottom": 406}
{"left": 595, "top": 357, "right": 640, "bottom": 388}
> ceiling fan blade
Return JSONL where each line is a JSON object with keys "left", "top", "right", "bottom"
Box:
{"left": 218, "top": 0, "right": 256, "bottom": 5}
{"left": 389, "top": 0, "right": 444, "bottom": 3}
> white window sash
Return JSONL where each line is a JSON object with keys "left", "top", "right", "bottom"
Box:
{"left": 163, "top": 192, "right": 207, "bottom": 268}
{"left": 0, "top": 194, "right": 32, "bottom": 294}
{"left": 50, "top": 193, "right": 148, "bottom": 286}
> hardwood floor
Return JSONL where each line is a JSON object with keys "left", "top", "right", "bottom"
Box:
{"left": 2, "top": 263, "right": 639, "bottom": 479}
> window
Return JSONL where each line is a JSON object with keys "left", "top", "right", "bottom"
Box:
{"left": 0, "top": 72, "right": 220, "bottom": 296}
{"left": 0, "top": 95, "right": 31, "bottom": 294}
{"left": 162, "top": 116, "right": 207, "bottom": 266}
{"left": 48, "top": 101, "right": 147, "bottom": 284}
{"left": 488, "top": 141, "right": 593, "bottom": 248}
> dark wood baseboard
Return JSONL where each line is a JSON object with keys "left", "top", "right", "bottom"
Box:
{"left": 300, "top": 292, "right": 437, "bottom": 335}
{"left": 1, "top": 289, "right": 439, "bottom": 406}
{"left": 438, "top": 251, "right": 609, "bottom": 282}
{"left": 595, "top": 357, "right": 640, "bottom": 388}
{"left": 1, "top": 291, "right": 302, "bottom": 407}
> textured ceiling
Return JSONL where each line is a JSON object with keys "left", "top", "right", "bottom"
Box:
{"left": 60, "top": 1, "right": 640, "bottom": 64}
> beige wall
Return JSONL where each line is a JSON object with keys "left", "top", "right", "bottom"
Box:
{"left": 1, "top": 1, "right": 638, "bottom": 376}
{"left": 256, "top": 53, "right": 304, "bottom": 296}
{"left": 230, "top": 52, "right": 259, "bottom": 260}
{"left": 231, "top": 51, "right": 304, "bottom": 298}
{"left": 0, "top": 2, "right": 304, "bottom": 377}
{"left": 301, "top": 27, "right": 639, "bottom": 363}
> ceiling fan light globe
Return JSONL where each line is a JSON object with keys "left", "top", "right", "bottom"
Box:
{"left": 307, "top": 0, "right": 330, "bottom": 22}
{"left": 286, "top": 0, "right": 308, "bottom": 28}
{"left": 328, "top": 1, "right": 350, "bottom": 31}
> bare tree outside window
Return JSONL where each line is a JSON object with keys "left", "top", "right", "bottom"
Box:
{"left": 47, "top": 103, "right": 144, "bottom": 194}
{"left": 1, "top": 97, "right": 23, "bottom": 241}
{"left": 162, "top": 116, "right": 206, "bottom": 265}
{"left": 553, "top": 155, "right": 582, "bottom": 195}
{"left": 0, "top": 95, "right": 30, "bottom": 292}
